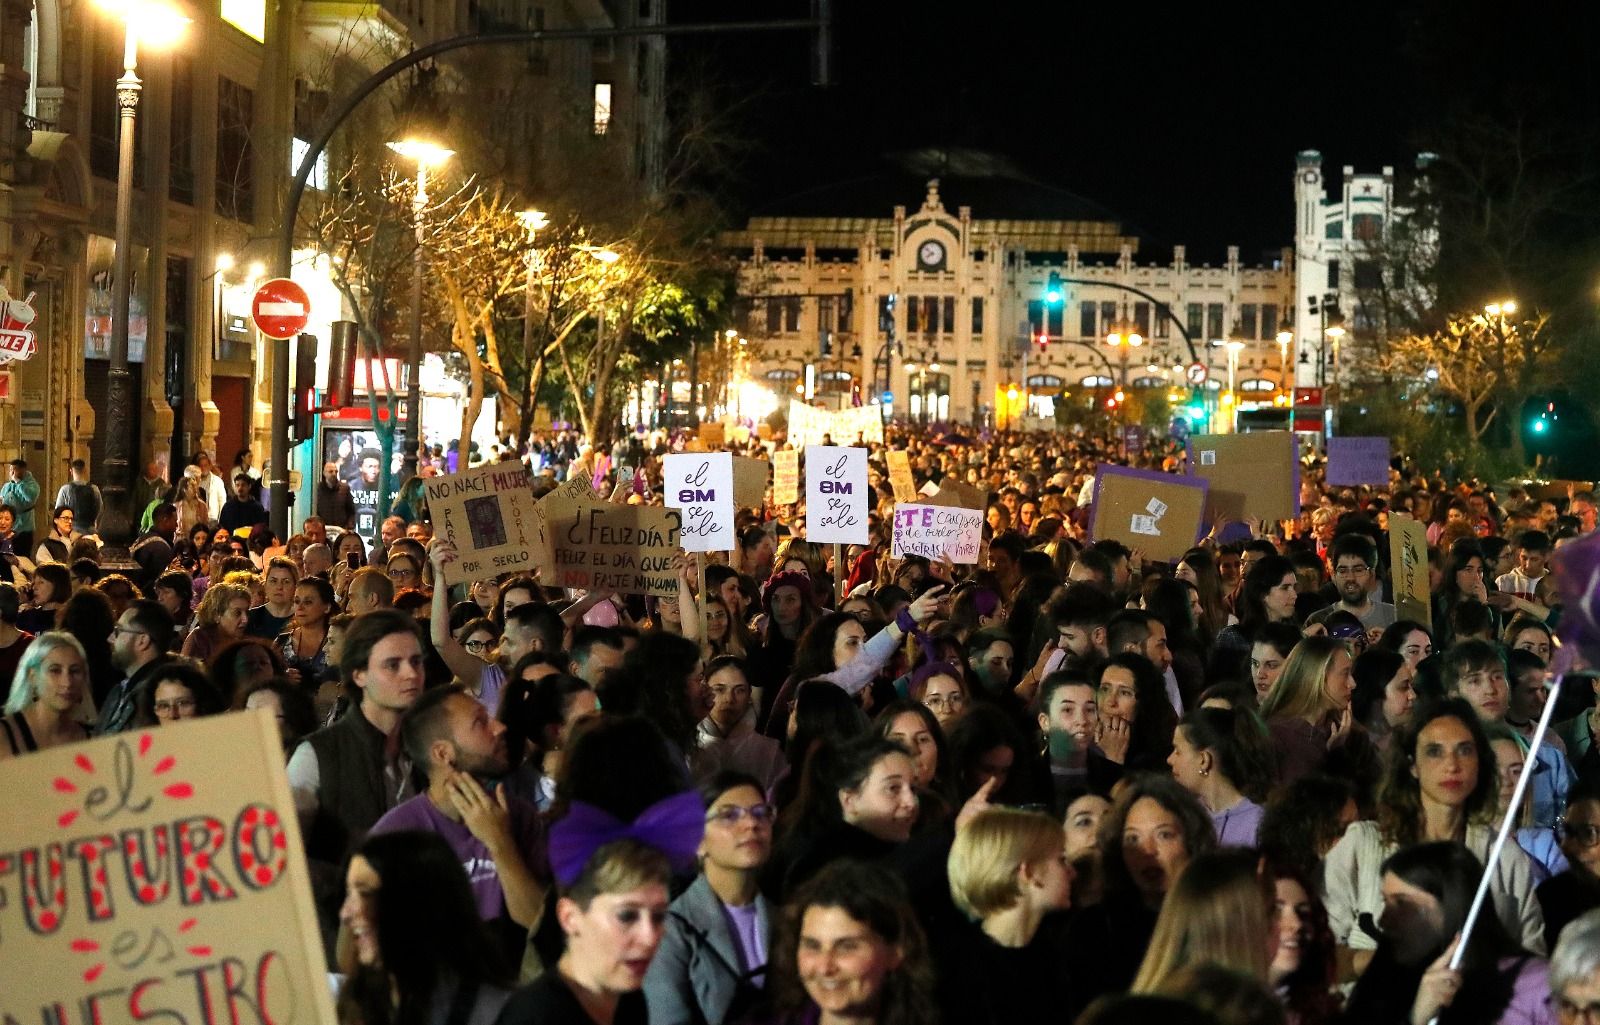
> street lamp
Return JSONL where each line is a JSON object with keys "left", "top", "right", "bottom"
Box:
{"left": 1225, "top": 339, "right": 1246, "bottom": 433}
{"left": 387, "top": 137, "right": 453, "bottom": 483}
{"left": 92, "top": 0, "right": 189, "bottom": 549}
{"left": 516, "top": 208, "right": 548, "bottom": 441}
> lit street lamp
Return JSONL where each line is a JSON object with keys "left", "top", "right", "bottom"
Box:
{"left": 94, "top": 0, "right": 188, "bottom": 549}
{"left": 1225, "top": 339, "right": 1246, "bottom": 433}
{"left": 387, "top": 137, "right": 453, "bottom": 484}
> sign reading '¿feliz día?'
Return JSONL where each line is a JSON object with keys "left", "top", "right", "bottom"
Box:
{"left": 0, "top": 710, "right": 335, "bottom": 1025}
{"left": 891, "top": 503, "right": 985, "bottom": 564}
{"left": 804, "top": 446, "right": 869, "bottom": 545}
{"left": 663, "top": 452, "right": 734, "bottom": 553}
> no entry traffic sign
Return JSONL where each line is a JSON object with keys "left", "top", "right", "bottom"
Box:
{"left": 251, "top": 278, "right": 311, "bottom": 339}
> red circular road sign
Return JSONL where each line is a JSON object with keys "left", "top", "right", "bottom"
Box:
{"left": 1187, "top": 362, "right": 1208, "bottom": 384}
{"left": 250, "top": 278, "right": 311, "bottom": 339}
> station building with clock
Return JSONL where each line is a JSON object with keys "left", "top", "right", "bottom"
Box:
{"left": 720, "top": 154, "right": 1301, "bottom": 428}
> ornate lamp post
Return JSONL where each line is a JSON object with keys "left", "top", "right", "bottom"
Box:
{"left": 387, "top": 137, "right": 453, "bottom": 483}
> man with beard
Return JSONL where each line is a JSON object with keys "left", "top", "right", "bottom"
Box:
{"left": 372, "top": 684, "right": 548, "bottom": 959}
{"left": 1308, "top": 534, "right": 1396, "bottom": 634}
{"left": 98, "top": 599, "right": 175, "bottom": 733}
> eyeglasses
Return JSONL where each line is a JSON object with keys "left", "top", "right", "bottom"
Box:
{"left": 463, "top": 639, "right": 492, "bottom": 653}
{"left": 706, "top": 803, "right": 776, "bottom": 826}
{"left": 923, "top": 693, "right": 966, "bottom": 711}
{"left": 1562, "top": 823, "right": 1600, "bottom": 848}
{"left": 1558, "top": 997, "right": 1600, "bottom": 1023}
{"left": 154, "top": 697, "right": 197, "bottom": 715}
{"left": 110, "top": 626, "right": 148, "bottom": 640}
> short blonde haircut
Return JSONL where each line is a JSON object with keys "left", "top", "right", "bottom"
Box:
{"left": 947, "top": 807, "right": 1064, "bottom": 920}
{"left": 562, "top": 839, "right": 671, "bottom": 910}
{"left": 194, "top": 582, "right": 252, "bottom": 630}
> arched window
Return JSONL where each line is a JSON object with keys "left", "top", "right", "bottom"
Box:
{"left": 1080, "top": 375, "right": 1114, "bottom": 388}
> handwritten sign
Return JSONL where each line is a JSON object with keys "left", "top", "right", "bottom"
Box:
{"left": 1091, "top": 465, "right": 1208, "bottom": 563}
{"left": 1389, "top": 512, "right": 1432, "bottom": 628}
{"left": 698, "top": 422, "right": 727, "bottom": 451}
{"left": 426, "top": 460, "right": 542, "bottom": 584}
{"left": 664, "top": 453, "right": 734, "bottom": 553}
{"left": 1326, "top": 436, "right": 1391, "bottom": 487}
{"left": 773, "top": 449, "right": 800, "bottom": 506}
{"left": 732, "top": 456, "right": 769, "bottom": 511}
{"left": 0, "top": 711, "right": 335, "bottom": 1025}
{"left": 892, "top": 503, "right": 984, "bottom": 563}
{"left": 806, "top": 446, "right": 869, "bottom": 545}
{"left": 787, "top": 400, "right": 884, "bottom": 450}
{"left": 1186, "top": 431, "right": 1299, "bottom": 523}
{"left": 887, "top": 450, "right": 917, "bottom": 503}
{"left": 548, "top": 501, "right": 682, "bottom": 596}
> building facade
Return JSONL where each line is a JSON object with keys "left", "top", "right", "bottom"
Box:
{"left": 724, "top": 179, "right": 1296, "bottom": 428}
{"left": 0, "top": 0, "right": 662, "bottom": 522}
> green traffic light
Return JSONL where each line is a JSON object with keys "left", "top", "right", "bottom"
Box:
{"left": 1532, "top": 419, "right": 1547, "bottom": 434}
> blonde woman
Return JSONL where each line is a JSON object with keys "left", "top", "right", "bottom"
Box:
{"left": 1258, "top": 635, "right": 1361, "bottom": 787}
{"left": 173, "top": 472, "right": 210, "bottom": 534}
{"left": 0, "top": 632, "right": 95, "bottom": 758}
{"left": 181, "top": 581, "right": 251, "bottom": 664}
{"left": 1130, "top": 847, "right": 1272, "bottom": 994}
{"left": 937, "top": 807, "right": 1076, "bottom": 1023}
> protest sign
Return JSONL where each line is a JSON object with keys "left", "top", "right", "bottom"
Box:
{"left": 1389, "top": 512, "right": 1432, "bottom": 628}
{"left": 1090, "top": 465, "right": 1208, "bottom": 563}
{"left": 773, "top": 449, "right": 800, "bottom": 505}
{"left": 732, "top": 456, "right": 770, "bottom": 511}
{"left": 698, "top": 421, "right": 726, "bottom": 450}
{"left": 805, "top": 446, "right": 869, "bottom": 545}
{"left": 886, "top": 449, "right": 918, "bottom": 503}
{"left": 892, "top": 503, "right": 984, "bottom": 564}
{"left": 1186, "top": 431, "right": 1299, "bottom": 523}
{"left": 426, "top": 460, "right": 542, "bottom": 584}
{"left": 1529, "top": 479, "right": 1595, "bottom": 501}
{"left": 664, "top": 452, "right": 735, "bottom": 553}
{"left": 1326, "top": 436, "right": 1391, "bottom": 487}
{"left": 0, "top": 711, "right": 336, "bottom": 1025}
{"left": 786, "top": 400, "right": 883, "bottom": 449}
{"left": 547, "top": 501, "right": 682, "bottom": 596}
{"left": 924, "top": 479, "right": 988, "bottom": 510}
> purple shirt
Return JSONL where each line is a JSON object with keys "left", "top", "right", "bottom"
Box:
{"left": 722, "top": 900, "right": 766, "bottom": 980}
{"left": 370, "top": 790, "right": 545, "bottom": 921}
{"left": 477, "top": 663, "right": 506, "bottom": 717}
{"left": 1211, "top": 797, "right": 1264, "bottom": 848}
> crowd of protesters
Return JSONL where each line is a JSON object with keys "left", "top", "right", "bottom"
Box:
{"left": 5, "top": 420, "right": 1600, "bottom": 1025}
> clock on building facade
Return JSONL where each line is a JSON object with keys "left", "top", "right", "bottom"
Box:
{"left": 916, "top": 239, "right": 946, "bottom": 271}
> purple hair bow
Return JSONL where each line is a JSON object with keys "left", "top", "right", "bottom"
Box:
{"left": 548, "top": 790, "right": 707, "bottom": 887}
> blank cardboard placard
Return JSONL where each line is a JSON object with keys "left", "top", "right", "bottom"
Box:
{"left": 886, "top": 449, "right": 917, "bottom": 503}
{"left": 1389, "top": 512, "right": 1432, "bottom": 628}
{"left": 805, "top": 446, "right": 869, "bottom": 545}
{"left": 0, "top": 711, "right": 336, "bottom": 1025}
{"left": 698, "top": 421, "right": 726, "bottom": 450}
{"left": 1186, "top": 431, "right": 1299, "bottom": 523}
{"left": 732, "top": 456, "right": 769, "bottom": 511}
{"left": 426, "top": 460, "right": 542, "bottom": 584}
{"left": 546, "top": 500, "right": 683, "bottom": 596}
{"left": 773, "top": 449, "right": 800, "bottom": 505}
{"left": 1090, "top": 465, "right": 1209, "bottom": 563}
{"left": 923, "top": 479, "right": 987, "bottom": 510}
{"left": 1326, "top": 436, "right": 1391, "bottom": 487}
{"left": 664, "top": 452, "right": 735, "bottom": 553}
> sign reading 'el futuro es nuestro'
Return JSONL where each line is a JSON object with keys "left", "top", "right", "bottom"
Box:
{"left": 0, "top": 711, "right": 336, "bottom": 1025}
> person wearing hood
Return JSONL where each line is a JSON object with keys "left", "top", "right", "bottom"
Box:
{"left": 695, "top": 655, "right": 786, "bottom": 791}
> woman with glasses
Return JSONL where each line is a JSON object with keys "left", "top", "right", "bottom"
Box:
{"left": 454, "top": 617, "right": 501, "bottom": 664}
{"left": 386, "top": 551, "right": 424, "bottom": 593}
{"left": 909, "top": 661, "right": 969, "bottom": 731}
{"left": 1540, "top": 781, "right": 1600, "bottom": 952}
{"left": 276, "top": 577, "right": 335, "bottom": 689}
{"left": 644, "top": 771, "right": 775, "bottom": 1025}
{"left": 134, "top": 662, "right": 225, "bottom": 726}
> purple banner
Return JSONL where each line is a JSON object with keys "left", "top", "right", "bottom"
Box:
{"left": 1326, "top": 436, "right": 1391, "bottom": 487}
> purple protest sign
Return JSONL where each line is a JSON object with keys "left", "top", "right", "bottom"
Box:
{"left": 1325, "top": 436, "right": 1391, "bottom": 487}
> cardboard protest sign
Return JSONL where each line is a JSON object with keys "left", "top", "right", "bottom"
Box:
{"left": 426, "top": 460, "right": 542, "bottom": 584}
{"left": 805, "top": 446, "right": 869, "bottom": 545}
{"left": 892, "top": 503, "right": 984, "bottom": 563}
{"left": 698, "top": 421, "right": 727, "bottom": 450}
{"left": 786, "top": 400, "right": 883, "bottom": 449}
{"left": 832, "top": 405, "right": 885, "bottom": 446}
{"left": 1186, "top": 431, "right": 1299, "bottom": 523}
{"left": 547, "top": 501, "right": 683, "bottom": 596}
{"left": 886, "top": 450, "right": 918, "bottom": 503}
{"left": 664, "top": 453, "right": 735, "bottom": 553}
{"left": 1090, "top": 465, "right": 1209, "bottom": 563}
{"left": 1529, "top": 480, "right": 1595, "bottom": 501}
{"left": 732, "top": 456, "right": 769, "bottom": 511}
{"left": 773, "top": 449, "right": 800, "bottom": 506}
{"left": 0, "top": 711, "right": 336, "bottom": 1025}
{"left": 1326, "top": 436, "right": 1391, "bottom": 487}
{"left": 1389, "top": 512, "right": 1432, "bottom": 628}
{"left": 923, "top": 479, "right": 988, "bottom": 510}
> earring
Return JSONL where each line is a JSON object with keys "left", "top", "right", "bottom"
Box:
{"left": 1200, "top": 767, "right": 1210, "bottom": 776}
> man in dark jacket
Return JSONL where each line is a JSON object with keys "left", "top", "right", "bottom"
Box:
{"left": 218, "top": 473, "right": 268, "bottom": 532}
{"left": 314, "top": 461, "right": 357, "bottom": 529}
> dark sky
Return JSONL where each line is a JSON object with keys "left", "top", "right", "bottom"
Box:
{"left": 666, "top": 1, "right": 1599, "bottom": 261}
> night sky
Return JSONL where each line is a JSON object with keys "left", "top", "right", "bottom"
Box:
{"left": 666, "top": 1, "right": 1599, "bottom": 262}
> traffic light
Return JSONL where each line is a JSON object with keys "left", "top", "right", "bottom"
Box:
{"left": 1037, "top": 331, "right": 1049, "bottom": 352}
{"left": 1528, "top": 400, "right": 1557, "bottom": 442}
{"left": 1185, "top": 402, "right": 1208, "bottom": 424}
{"left": 293, "top": 333, "right": 317, "bottom": 442}
{"left": 1045, "top": 272, "right": 1064, "bottom": 306}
